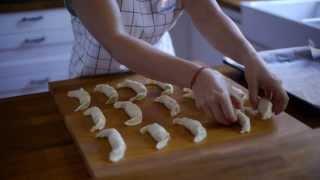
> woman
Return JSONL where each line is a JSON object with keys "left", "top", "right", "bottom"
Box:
{"left": 65, "top": 0, "right": 289, "bottom": 125}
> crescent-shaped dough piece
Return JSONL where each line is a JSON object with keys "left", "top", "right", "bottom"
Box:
{"left": 117, "top": 79, "right": 147, "bottom": 101}
{"left": 114, "top": 101, "right": 143, "bottom": 126}
{"left": 235, "top": 109, "right": 251, "bottom": 134}
{"left": 182, "top": 88, "right": 194, "bottom": 99}
{"left": 154, "top": 95, "right": 180, "bottom": 117}
{"left": 147, "top": 79, "right": 174, "bottom": 95}
{"left": 258, "top": 98, "right": 273, "bottom": 120}
{"left": 94, "top": 84, "right": 119, "bottom": 104}
{"left": 140, "top": 123, "right": 170, "bottom": 150}
{"left": 96, "top": 128, "right": 126, "bottom": 162}
{"left": 173, "top": 117, "right": 207, "bottom": 143}
{"left": 229, "top": 85, "right": 248, "bottom": 109}
{"left": 83, "top": 106, "right": 106, "bottom": 132}
{"left": 68, "top": 88, "right": 91, "bottom": 112}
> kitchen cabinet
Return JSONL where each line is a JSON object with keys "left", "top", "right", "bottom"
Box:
{"left": 0, "top": 8, "right": 73, "bottom": 99}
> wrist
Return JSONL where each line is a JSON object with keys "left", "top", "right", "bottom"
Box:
{"left": 189, "top": 66, "right": 211, "bottom": 89}
{"left": 241, "top": 52, "right": 266, "bottom": 69}
{"left": 235, "top": 44, "right": 261, "bottom": 67}
{"left": 190, "top": 66, "right": 210, "bottom": 89}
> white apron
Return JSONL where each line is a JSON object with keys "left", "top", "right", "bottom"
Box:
{"left": 69, "top": 0, "right": 184, "bottom": 78}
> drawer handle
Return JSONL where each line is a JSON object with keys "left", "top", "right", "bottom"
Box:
{"left": 19, "top": 15, "right": 43, "bottom": 23}
{"left": 29, "top": 77, "right": 50, "bottom": 85}
{"left": 24, "top": 36, "right": 46, "bottom": 44}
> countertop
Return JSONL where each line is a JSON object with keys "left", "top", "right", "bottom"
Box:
{"left": 0, "top": 0, "right": 258, "bottom": 13}
{"left": 218, "top": 0, "right": 263, "bottom": 10}
{"left": 0, "top": 0, "right": 64, "bottom": 13}
{"left": 1, "top": 65, "right": 319, "bottom": 179}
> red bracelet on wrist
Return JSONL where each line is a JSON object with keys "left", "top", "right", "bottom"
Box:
{"left": 190, "top": 66, "right": 209, "bottom": 89}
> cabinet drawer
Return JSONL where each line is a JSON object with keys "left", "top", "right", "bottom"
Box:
{"left": 0, "top": 8, "right": 72, "bottom": 35}
{"left": 0, "top": 72, "right": 68, "bottom": 95}
{"left": 0, "top": 87, "right": 48, "bottom": 100}
{"left": 0, "top": 43, "right": 73, "bottom": 64}
{"left": 0, "top": 72, "right": 68, "bottom": 99}
{"left": 0, "top": 28, "right": 74, "bottom": 51}
{"left": 0, "top": 54, "right": 70, "bottom": 78}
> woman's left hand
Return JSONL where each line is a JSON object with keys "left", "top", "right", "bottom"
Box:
{"left": 244, "top": 56, "right": 289, "bottom": 114}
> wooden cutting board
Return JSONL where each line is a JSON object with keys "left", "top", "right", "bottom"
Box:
{"left": 49, "top": 73, "right": 309, "bottom": 180}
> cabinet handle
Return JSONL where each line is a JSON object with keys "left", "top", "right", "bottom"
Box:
{"left": 29, "top": 77, "right": 50, "bottom": 86}
{"left": 23, "top": 36, "right": 46, "bottom": 44}
{"left": 19, "top": 15, "right": 43, "bottom": 23}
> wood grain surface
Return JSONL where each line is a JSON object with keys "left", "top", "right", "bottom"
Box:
{"left": 0, "top": 0, "right": 64, "bottom": 13}
{"left": 2, "top": 65, "right": 319, "bottom": 180}
{"left": 49, "top": 73, "right": 310, "bottom": 179}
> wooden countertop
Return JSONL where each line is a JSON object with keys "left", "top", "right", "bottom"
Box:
{"left": 218, "top": 0, "right": 258, "bottom": 10}
{"left": 1, "top": 65, "right": 320, "bottom": 179}
{"left": 0, "top": 0, "right": 64, "bottom": 13}
{"left": 0, "top": 0, "right": 260, "bottom": 13}
{"left": 219, "top": 0, "right": 257, "bottom": 8}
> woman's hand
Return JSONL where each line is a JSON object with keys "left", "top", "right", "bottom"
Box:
{"left": 192, "top": 68, "right": 238, "bottom": 125}
{"left": 244, "top": 57, "right": 289, "bottom": 114}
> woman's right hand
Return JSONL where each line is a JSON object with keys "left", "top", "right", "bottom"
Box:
{"left": 192, "top": 68, "right": 238, "bottom": 125}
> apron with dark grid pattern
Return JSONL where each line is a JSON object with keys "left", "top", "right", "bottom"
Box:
{"left": 69, "top": 0, "right": 184, "bottom": 78}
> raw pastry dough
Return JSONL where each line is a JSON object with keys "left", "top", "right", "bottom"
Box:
{"left": 117, "top": 79, "right": 147, "bottom": 101}
{"left": 114, "top": 101, "right": 143, "bottom": 126}
{"left": 94, "top": 84, "right": 119, "bottom": 104}
{"left": 140, "top": 123, "right": 170, "bottom": 150}
{"left": 68, "top": 88, "right": 91, "bottom": 112}
{"left": 258, "top": 98, "right": 273, "bottom": 120}
{"left": 230, "top": 86, "right": 248, "bottom": 109}
{"left": 154, "top": 95, "right": 180, "bottom": 117}
{"left": 182, "top": 88, "right": 194, "bottom": 99}
{"left": 96, "top": 128, "right": 126, "bottom": 162}
{"left": 173, "top": 117, "right": 207, "bottom": 143}
{"left": 146, "top": 79, "right": 174, "bottom": 95}
{"left": 83, "top": 106, "right": 106, "bottom": 132}
{"left": 235, "top": 109, "right": 251, "bottom": 134}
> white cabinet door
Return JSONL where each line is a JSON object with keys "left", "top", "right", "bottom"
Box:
{"left": 0, "top": 9, "right": 74, "bottom": 99}
{"left": 0, "top": 8, "right": 72, "bottom": 35}
{"left": 0, "top": 72, "right": 68, "bottom": 99}
{"left": 0, "top": 50, "right": 71, "bottom": 99}
{"left": 0, "top": 28, "right": 73, "bottom": 50}
{"left": 0, "top": 53, "right": 71, "bottom": 78}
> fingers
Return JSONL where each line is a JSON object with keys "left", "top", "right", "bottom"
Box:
{"left": 195, "top": 98, "right": 202, "bottom": 109}
{"left": 230, "top": 95, "right": 241, "bottom": 109}
{"left": 264, "top": 88, "right": 273, "bottom": 100}
{"left": 195, "top": 98, "right": 213, "bottom": 118}
{"left": 218, "top": 93, "right": 237, "bottom": 122}
{"left": 248, "top": 79, "right": 259, "bottom": 108}
{"left": 271, "top": 87, "right": 289, "bottom": 114}
{"left": 207, "top": 101, "right": 231, "bottom": 126}
{"left": 262, "top": 78, "right": 289, "bottom": 114}
{"left": 196, "top": 95, "right": 234, "bottom": 125}
{"left": 195, "top": 91, "right": 237, "bottom": 125}
{"left": 201, "top": 102, "right": 213, "bottom": 118}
